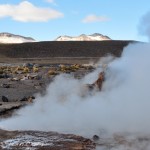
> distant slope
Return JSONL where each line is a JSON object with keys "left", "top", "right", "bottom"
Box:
{"left": 55, "top": 33, "right": 111, "bottom": 41}
{"left": 0, "top": 32, "right": 36, "bottom": 44}
{"left": 0, "top": 40, "right": 134, "bottom": 59}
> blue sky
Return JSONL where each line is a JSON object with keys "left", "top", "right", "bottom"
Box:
{"left": 0, "top": 0, "right": 150, "bottom": 41}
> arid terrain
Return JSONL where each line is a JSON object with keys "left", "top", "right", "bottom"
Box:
{"left": 0, "top": 40, "right": 143, "bottom": 150}
{"left": 0, "top": 129, "right": 96, "bottom": 150}
{"left": 0, "top": 63, "right": 100, "bottom": 150}
{"left": 0, "top": 62, "right": 97, "bottom": 115}
{"left": 0, "top": 40, "right": 133, "bottom": 117}
{"left": 0, "top": 40, "right": 134, "bottom": 63}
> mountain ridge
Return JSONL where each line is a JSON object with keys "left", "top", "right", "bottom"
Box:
{"left": 0, "top": 32, "right": 36, "bottom": 44}
{"left": 0, "top": 32, "right": 111, "bottom": 43}
{"left": 55, "top": 33, "right": 111, "bottom": 41}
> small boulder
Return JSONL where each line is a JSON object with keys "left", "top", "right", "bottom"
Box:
{"left": 93, "top": 135, "right": 100, "bottom": 141}
{"left": 23, "top": 63, "right": 34, "bottom": 68}
{"left": 1, "top": 84, "right": 10, "bottom": 88}
{"left": 20, "top": 97, "right": 28, "bottom": 102}
{"left": 27, "top": 96, "right": 35, "bottom": 103}
{"left": 2, "top": 96, "right": 9, "bottom": 102}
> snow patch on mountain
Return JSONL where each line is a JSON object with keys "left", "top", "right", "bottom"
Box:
{"left": 0, "top": 33, "right": 36, "bottom": 44}
{"left": 55, "top": 33, "right": 111, "bottom": 41}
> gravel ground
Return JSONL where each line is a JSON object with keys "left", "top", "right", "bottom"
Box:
{"left": 0, "top": 63, "right": 94, "bottom": 117}
{"left": 0, "top": 129, "right": 96, "bottom": 150}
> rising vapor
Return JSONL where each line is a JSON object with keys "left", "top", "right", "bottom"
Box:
{"left": 139, "top": 11, "right": 150, "bottom": 41}
{"left": 1, "top": 42, "right": 150, "bottom": 137}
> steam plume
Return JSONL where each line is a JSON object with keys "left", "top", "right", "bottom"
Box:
{"left": 139, "top": 11, "right": 150, "bottom": 41}
{"left": 1, "top": 42, "right": 150, "bottom": 138}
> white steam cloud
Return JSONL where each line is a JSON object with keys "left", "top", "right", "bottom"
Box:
{"left": 1, "top": 42, "right": 150, "bottom": 138}
{"left": 139, "top": 11, "right": 150, "bottom": 41}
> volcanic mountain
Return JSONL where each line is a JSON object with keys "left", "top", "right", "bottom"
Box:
{"left": 55, "top": 33, "right": 111, "bottom": 41}
{"left": 0, "top": 32, "right": 36, "bottom": 44}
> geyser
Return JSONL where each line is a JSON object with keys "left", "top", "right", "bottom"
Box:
{"left": 139, "top": 10, "right": 150, "bottom": 41}
{"left": 1, "top": 42, "right": 150, "bottom": 140}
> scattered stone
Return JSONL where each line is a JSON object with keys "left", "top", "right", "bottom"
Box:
{"left": 27, "top": 96, "right": 35, "bottom": 103}
{"left": 2, "top": 96, "right": 9, "bottom": 102}
{"left": 28, "top": 73, "right": 40, "bottom": 80}
{"left": 20, "top": 75, "right": 29, "bottom": 80}
{"left": 11, "top": 77, "right": 20, "bottom": 81}
{"left": 0, "top": 63, "right": 95, "bottom": 117}
{"left": 20, "top": 96, "right": 35, "bottom": 103}
{"left": 1, "top": 83, "right": 11, "bottom": 88}
{"left": 0, "top": 74, "right": 9, "bottom": 79}
{"left": 20, "top": 97, "right": 28, "bottom": 102}
{"left": 31, "top": 96, "right": 35, "bottom": 99}
{"left": 93, "top": 135, "right": 100, "bottom": 141}
{"left": 87, "top": 71, "right": 105, "bottom": 91}
{"left": 33, "top": 64, "right": 41, "bottom": 67}
{"left": 23, "top": 63, "right": 34, "bottom": 68}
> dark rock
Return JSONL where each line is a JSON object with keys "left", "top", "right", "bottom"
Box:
{"left": 87, "top": 71, "right": 105, "bottom": 91}
{"left": 0, "top": 74, "right": 9, "bottom": 79}
{"left": 2, "top": 96, "right": 9, "bottom": 102}
{"left": 93, "top": 135, "right": 100, "bottom": 141}
{"left": 86, "top": 84, "right": 95, "bottom": 90}
{"left": 0, "top": 102, "right": 28, "bottom": 118}
{"left": 31, "top": 96, "right": 35, "bottom": 99}
{"left": 27, "top": 96, "right": 35, "bottom": 103}
{"left": 33, "top": 64, "right": 41, "bottom": 67}
{"left": 1, "top": 84, "right": 10, "bottom": 88}
{"left": 20, "top": 97, "right": 28, "bottom": 102}
{"left": 23, "top": 63, "right": 33, "bottom": 68}
{"left": 20, "top": 96, "right": 35, "bottom": 102}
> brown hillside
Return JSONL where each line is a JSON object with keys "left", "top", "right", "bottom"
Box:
{"left": 0, "top": 40, "right": 134, "bottom": 58}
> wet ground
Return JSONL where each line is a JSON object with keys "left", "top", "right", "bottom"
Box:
{"left": 0, "top": 129, "right": 96, "bottom": 150}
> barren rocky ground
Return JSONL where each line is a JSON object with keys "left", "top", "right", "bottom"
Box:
{"left": 0, "top": 41, "right": 133, "bottom": 59}
{"left": 0, "top": 63, "right": 94, "bottom": 117}
{"left": 0, "top": 62, "right": 97, "bottom": 149}
{"left": 0, "top": 41, "right": 142, "bottom": 150}
{"left": 0, "top": 129, "right": 96, "bottom": 150}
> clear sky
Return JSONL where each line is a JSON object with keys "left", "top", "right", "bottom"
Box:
{"left": 0, "top": 0, "right": 150, "bottom": 41}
